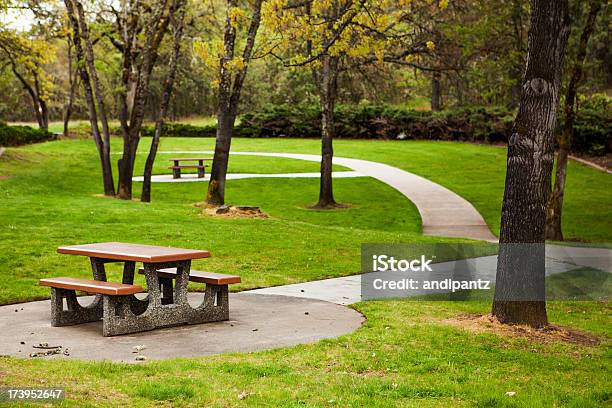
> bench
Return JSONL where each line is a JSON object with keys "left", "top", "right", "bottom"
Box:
{"left": 168, "top": 164, "right": 209, "bottom": 179}
{"left": 39, "top": 277, "right": 144, "bottom": 333}
{"left": 138, "top": 267, "right": 240, "bottom": 307}
{"left": 169, "top": 157, "right": 213, "bottom": 179}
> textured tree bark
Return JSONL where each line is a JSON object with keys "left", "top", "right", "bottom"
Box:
{"left": 492, "top": 0, "right": 570, "bottom": 328}
{"left": 508, "top": 0, "right": 526, "bottom": 108}
{"left": 142, "top": 0, "right": 186, "bottom": 203}
{"left": 431, "top": 71, "right": 441, "bottom": 111}
{"left": 206, "top": 0, "right": 263, "bottom": 206}
{"left": 312, "top": 53, "right": 340, "bottom": 209}
{"left": 64, "top": 0, "right": 115, "bottom": 196}
{"left": 546, "top": 0, "right": 603, "bottom": 241}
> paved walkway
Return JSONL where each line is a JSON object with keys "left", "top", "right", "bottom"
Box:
{"left": 0, "top": 293, "right": 364, "bottom": 362}
{"left": 248, "top": 244, "right": 611, "bottom": 305}
{"left": 133, "top": 171, "right": 365, "bottom": 183}
{"left": 146, "top": 151, "right": 497, "bottom": 241}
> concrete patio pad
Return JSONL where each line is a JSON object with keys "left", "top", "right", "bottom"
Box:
{"left": 0, "top": 293, "right": 364, "bottom": 362}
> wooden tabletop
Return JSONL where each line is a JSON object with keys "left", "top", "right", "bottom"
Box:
{"left": 57, "top": 242, "right": 211, "bottom": 263}
{"left": 169, "top": 157, "right": 213, "bottom": 161}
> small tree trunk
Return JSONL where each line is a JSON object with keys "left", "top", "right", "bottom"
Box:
{"left": 312, "top": 53, "right": 339, "bottom": 209}
{"left": 64, "top": 0, "right": 115, "bottom": 196}
{"left": 546, "top": 0, "right": 603, "bottom": 241}
{"left": 207, "top": 110, "right": 234, "bottom": 205}
{"left": 39, "top": 99, "right": 49, "bottom": 132}
{"left": 63, "top": 41, "right": 78, "bottom": 138}
{"left": 492, "top": 0, "right": 570, "bottom": 328}
{"left": 63, "top": 86, "right": 75, "bottom": 137}
{"left": 205, "top": 0, "right": 262, "bottom": 206}
{"left": 117, "top": 135, "right": 140, "bottom": 200}
{"left": 206, "top": 0, "right": 237, "bottom": 207}
{"left": 431, "top": 71, "right": 441, "bottom": 111}
{"left": 142, "top": 0, "right": 186, "bottom": 203}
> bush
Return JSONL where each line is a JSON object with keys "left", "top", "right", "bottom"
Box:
{"left": 0, "top": 122, "right": 56, "bottom": 147}
{"left": 236, "top": 103, "right": 515, "bottom": 143}
{"left": 568, "top": 94, "right": 611, "bottom": 156}
{"left": 141, "top": 122, "right": 216, "bottom": 138}
{"left": 140, "top": 97, "right": 610, "bottom": 155}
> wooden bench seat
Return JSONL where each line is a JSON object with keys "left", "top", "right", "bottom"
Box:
{"left": 39, "top": 277, "right": 145, "bottom": 332}
{"left": 168, "top": 165, "right": 209, "bottom": 169}
{"left": 168, "top": 164, "right": 209, "bottom": 179}
{"left": 39, "top": 277, "right": 144, "bottom": 295}
{"left": 138, "top": 267, "right": 241, "bottom": 285}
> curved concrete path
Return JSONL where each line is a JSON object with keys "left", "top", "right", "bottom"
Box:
{"left": 148, "top": 151, "right": 497, "bottom": 241}
{"left": 0, "top": 293, "right": 364, "bottom": 362}
{"left": 133, "top": 171, "right": 365, "bottom": 183}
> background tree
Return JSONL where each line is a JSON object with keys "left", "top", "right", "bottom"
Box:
{"left": 0, "top": 29, "right": 52, "bottom": 130}
{"left": 546, "top": 0, "right": 605, "bottom": 241}
{"left": 265, "top": 0, "right": 442, "bottom": 208}
{"left": 63, "top": 0, "right": 180, "bottom": 199}
{"left": 63, "top": 0, "right": 115, "bottom": 195}
{"left": 492, "top": 0, "right": 570, "bottom": 327}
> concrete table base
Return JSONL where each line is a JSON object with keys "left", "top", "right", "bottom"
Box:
{"left": 0, "top": 293, "right": 364, "bottom": 362}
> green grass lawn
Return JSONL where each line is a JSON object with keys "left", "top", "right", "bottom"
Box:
{"left": 0, "top": 137, "right": 610, "bottom": 407}
{"left": 1, "top": 300, "right": 609, "bottom": 407}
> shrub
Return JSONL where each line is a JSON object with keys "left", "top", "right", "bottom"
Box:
{"left": 568, "top": 94, "right": 611, "bottom": 156}
{"left": 140, "top": 97, "right": 610, "bottom": 155}
{"left": 141, "top": 122, "right": 216, "bottom": 138}
{"left": 0, "top": 122, "right": 56, "bottom": 147}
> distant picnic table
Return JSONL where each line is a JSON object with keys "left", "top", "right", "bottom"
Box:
{"left": 168, "top": 157, "right": 213, "bottom": 179}
{"left": 39, "top": 242, "right": 240, "bottom": 336}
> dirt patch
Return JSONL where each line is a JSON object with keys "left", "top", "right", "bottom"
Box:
{"left": 0, "top": 175, "right": 9, "bottom": 181}
{"left": 307, "top": 202, "right": 352, "bottom": 210}
{"left": 445, "top": 313, "right": 600, "bottom": 346}
{"left": 195, "top": 203, "right": 269, "bottom": 219}
{"left": 2, "top": 150, "right": 45, "bottom": 163}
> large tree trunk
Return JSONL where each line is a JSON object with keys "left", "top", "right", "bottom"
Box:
{"left": 431, "top": 70, "right": 441, "bottom": 111}
{"left": 312, "top": 53, "right": 339, "bottom": 209}
{"left": 142, "top": 0, "right": 186, "bottom": 203}
{"left": 546, "top": 0, "right": 603, "bottom": 241}
{"left": 508, "top": 0, "right": 526, "bottom": 108}
{"left": 64, "top": 0, "right": 115, "bottom": 196}
{"left": 492, "top": 0, "right": 570, "bottom": 328}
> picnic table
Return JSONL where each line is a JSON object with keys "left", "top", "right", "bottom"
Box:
{"left": 39, "top": 242, "right": 240, "bottom": 336}
{"left": 168, "top": 157, "right": 213, "bottom": 179}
